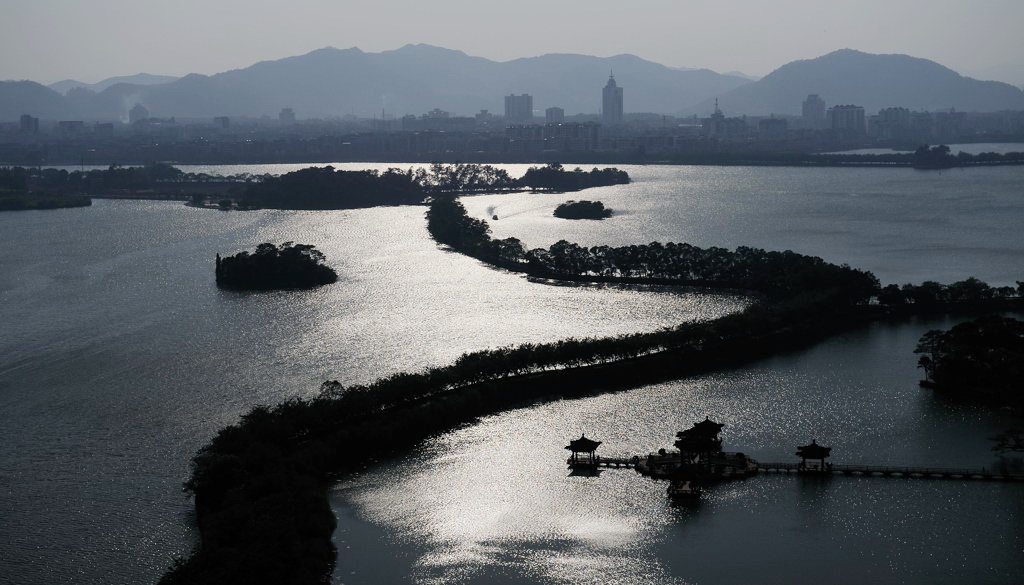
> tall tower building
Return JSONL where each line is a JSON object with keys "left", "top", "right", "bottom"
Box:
{"left": 802, "top": 94, "right": 826, "bottom": 129}
{"left": 827, "top": 104, "right": 866, "bottom": 136}
{"left": 504, "top": 94, "right": 533, "bottom": 122}
{"left": 602, "top": 73, "right": 623, "bottom": 124}
{"left": 545, "top": 107, "right": 565, "bottom": 124}
{"left": 19, "top": 114, "right": 39, "bottom": 133}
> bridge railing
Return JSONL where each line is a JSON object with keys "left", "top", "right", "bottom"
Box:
{"left": 758, "top": 462, "right": 1022, "bottom": 479}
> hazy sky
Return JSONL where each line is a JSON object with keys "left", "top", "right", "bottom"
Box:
{"left": 3, "top": 0, "right": 1023, "bottom": 85}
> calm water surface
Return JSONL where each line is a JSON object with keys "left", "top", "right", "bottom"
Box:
{"left": 1, "top": 162, "right": 1022, "bottom": 584}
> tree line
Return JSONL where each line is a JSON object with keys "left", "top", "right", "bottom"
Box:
{"left": 239, "top": 162, "right": 630, "bottom": 209}
{"left": 879, "top": 278, "right": 1024, "bottom": 308}
{"left": 1, "top": 163, "right": 235, "bottom": 194}
{"left": 0, "top": 166, "right": 92, "bottom": 210}
{"left": 427, "top": 195, "right": 879, "bottom": 304}
{"left": 655, "top": 147, "right": 1024, "bottom": 168}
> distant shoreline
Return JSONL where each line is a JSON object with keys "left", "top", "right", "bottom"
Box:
{"left": 0, "top": 193, "right": 91, "bottom": 211}
{"left": 8, "top": 154, "right": 1024, "bottom": 169}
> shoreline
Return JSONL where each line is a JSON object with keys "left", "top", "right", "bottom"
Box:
{"left": 12, "top": 156, "right": 1024, "bottom": 169}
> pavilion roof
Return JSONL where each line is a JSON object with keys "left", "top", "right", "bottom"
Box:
{"left": 677, "top": 417, "right": 725, "bottom": 439}
{"left": 795, "top": 439, "right": 832, "bottom": 459}
{"left": 565, "top": 434, "right": 602, "bottom": 453}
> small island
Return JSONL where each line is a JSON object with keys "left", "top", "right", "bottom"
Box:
{"left": 215, "top": 242, "right": 338, "bottom": 290}
{"left": 553, "top": 200, "right": 613, "bottom": 220}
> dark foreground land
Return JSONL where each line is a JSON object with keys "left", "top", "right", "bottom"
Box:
{"left": 160, "top": 190, "right": 1023, "bottom": 584}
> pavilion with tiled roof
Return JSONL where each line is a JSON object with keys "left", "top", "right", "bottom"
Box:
{"left": 795, "top": 439, "right": 832, "bottom": 473}
{"left": 565, "top": 434, "right": 602, "bottom": 468}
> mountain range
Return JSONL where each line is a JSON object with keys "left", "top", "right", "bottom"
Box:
{"left": 3, "top": 45, "right": 1023, "bottom": 122}
{"left": 48, "top": 74, "right": 179, "bottom": 96}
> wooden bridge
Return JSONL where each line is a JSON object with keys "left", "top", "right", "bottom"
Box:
{"left": 757, "top": 462, "right": 1024, "bottom": 481}
{"left": 571, "top": 455, "right": 638, "bottom": 469}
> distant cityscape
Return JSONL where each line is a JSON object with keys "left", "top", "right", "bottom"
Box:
{"left": 4, "top": 73, "right": 1023, "bottom": 165}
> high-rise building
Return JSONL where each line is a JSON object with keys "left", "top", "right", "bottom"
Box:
{"left": 802, "top": 94, "right": 826, "bottom": 129}
{"left": 279, "top": 107, "right": 296, "bottom": 123}
{"left": 827, "top": 104, "right": 866, "bottom": 136}
{"left": 545, "top": 107, "right": 564, "bottom": 124}
{"left": 504, "top": 94, "right": 533, "bottom": 122}
{"left": 19, "top": 114, "right": 39, "bottom": 134}
{"left": 602, "top": 73, "right": 623, "bottom": 124}
{"left": 802, "top": 94, "right": 827, "bottom": 122}
{"left": 872, "top": 107, "right": 911, "bottom": 140}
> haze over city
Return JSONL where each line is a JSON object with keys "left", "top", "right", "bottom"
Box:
{"left": 4, "top": 0, "right": 1023, "bottom": 86}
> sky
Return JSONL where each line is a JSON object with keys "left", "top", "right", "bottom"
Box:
{"left": 3, "top": 0, "right": 1023, "bottom": 86}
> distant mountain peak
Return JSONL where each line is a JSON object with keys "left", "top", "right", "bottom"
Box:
{"left": 824, "top": 48, "right": 869, "bottom": 57}
{"left": 389, "top": 43, "right": 469, "bottom": 57}
{"left": 688, "top": 48, "right": 1024, "bottom": 115}
{"left": 307, "top": 46, "right": 363, "bottom": 55}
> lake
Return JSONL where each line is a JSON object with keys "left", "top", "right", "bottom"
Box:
{"left": 0, "top": 160, "right": 1021, "bottom": 584}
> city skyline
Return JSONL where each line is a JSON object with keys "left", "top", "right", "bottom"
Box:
{"left": 2, "top": 0, "right": 1023, "bottom": 86}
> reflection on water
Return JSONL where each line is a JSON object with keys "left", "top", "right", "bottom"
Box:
{"left": 332, "top": 316, "right": 1023, "bottom": 585}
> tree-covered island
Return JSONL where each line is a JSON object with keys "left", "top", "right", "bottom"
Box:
{"left": 215, "top": 242, "right": 338, "bottom": 290}
{"left": 915, "top": 315, "right": 1024, "bottom": 409}
{"left": 553, "top": 200, "right": 613, "bottom": 219}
